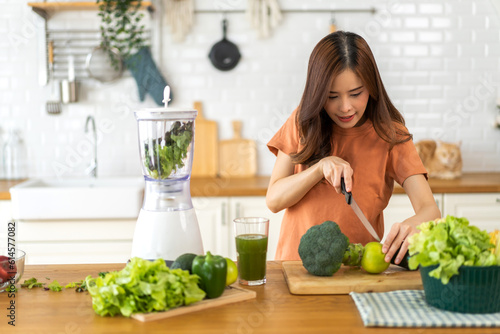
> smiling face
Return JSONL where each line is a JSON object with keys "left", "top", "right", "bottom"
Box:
{"left": 324, "top": 69, "right": 370, "bottom": 128}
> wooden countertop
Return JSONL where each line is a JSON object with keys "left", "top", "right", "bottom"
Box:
{"left": 1, "top": 261, "right": 496, "bottom": 333}
{"left": 2, "top": 173, "right": 500, "bottom": 200}
{"left": 194, "top": 173, "right": 500, "bottom": 196}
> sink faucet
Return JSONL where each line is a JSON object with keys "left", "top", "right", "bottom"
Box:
{"left": 85, "top": 115, "right": 97, "bottom": 178}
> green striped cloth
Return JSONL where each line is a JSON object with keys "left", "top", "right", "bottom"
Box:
{"left": 350, "top": 290, "right": 500, "bottom": 327}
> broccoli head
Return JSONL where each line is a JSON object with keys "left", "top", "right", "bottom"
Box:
{"left": 298, "top": 220, "right": 363, "bottom": 276}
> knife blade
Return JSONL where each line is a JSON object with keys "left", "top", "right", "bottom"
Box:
{"left": 340, "top": 178, "right": 381, "bottom": 242}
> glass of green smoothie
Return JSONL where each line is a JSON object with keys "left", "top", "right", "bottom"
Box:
{"left": 234, "top": 217, "right": 269, "bottom": 286}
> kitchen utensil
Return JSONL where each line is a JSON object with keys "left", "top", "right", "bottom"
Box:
{"left": 131, "top": 285, "right": 256, "bottom": 322}
{"left": 85, "top": 45, "right": 123, "bottom": 83}
{"left": 219, "top": 120, "right": 257, "bottom": 178}
{"left": 340, "top": 178, "right": 411, "bottom": 269}
{"left": 46, "top": 41, "right": 61, "bottom": 115}
{"left": 340, "top": 177, "right": 380, "bottom": 241}
{"left": 282, "top": 261, "right": 422, "bottom": 295}
{"left": 330, "top": 16, "right": 337, "bottom": 33}
{"left": 191, "top": 101, "right": 218, "bottom": 177}
{"left": 61, "top": 54, "right": 77, "bottom": 103}
{"left": 131, "top": 87, "right": 204, "bottom": 261}
{"left": 208, "top": 19, "right": 241, "bottom": 71}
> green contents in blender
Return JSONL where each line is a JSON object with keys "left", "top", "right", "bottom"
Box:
{"left": 236, "top": 234, "right": 268, "bottom": 281}
{"left": 143, "top": 121, "right": 193, "bottom": 179}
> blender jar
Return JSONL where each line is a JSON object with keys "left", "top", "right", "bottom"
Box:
{"left": 131, "top": 108, "right": 204, "bottom": 260}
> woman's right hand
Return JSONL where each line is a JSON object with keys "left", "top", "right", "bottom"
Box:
{"left": 318, "top": 156, "right": 353, "bottom": 194}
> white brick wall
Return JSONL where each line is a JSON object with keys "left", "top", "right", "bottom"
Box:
{"left": 1, "top": 0, "right": 499, "bottom": 179}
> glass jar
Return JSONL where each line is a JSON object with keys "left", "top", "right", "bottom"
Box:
{"left": 3, "top": 129, "right": 27, "bottom": 180}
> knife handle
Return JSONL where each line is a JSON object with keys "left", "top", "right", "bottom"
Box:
{"left": 340, "top": 177, "right": 352, "bottom": 205}
{"left": 390, "top": 249, "right": 413, "bottom": 270}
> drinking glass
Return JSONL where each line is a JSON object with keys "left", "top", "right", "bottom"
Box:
{"left": 234, "top": 217, "right": 269, "bottom": 286}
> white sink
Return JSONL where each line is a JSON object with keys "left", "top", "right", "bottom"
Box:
{"left": 10, "top": 177, "right": 144, "bottom": 220}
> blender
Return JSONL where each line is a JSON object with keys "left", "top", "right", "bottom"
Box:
{"left": 131, "top": 87, "right": 204, "bottom": 261}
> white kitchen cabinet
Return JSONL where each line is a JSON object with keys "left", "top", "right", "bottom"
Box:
{"left": 16, "top": 219, "right": 136, "bottom": 265}
{"left": 192, "top": 197, "right": 231, "bottom": 259}
{"left": 443, "top": 193, "right": 500, "bottom": 232}
{"left": 192, "top": 196, "right": 284, "bottom": 262}
{"left": 383, "top": 194, "right": 443, "bottom": 241}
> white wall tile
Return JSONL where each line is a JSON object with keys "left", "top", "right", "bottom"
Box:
{"left": 418, "top": 3, "right": 444, "bottom": 15}
{"left": 390, "top": 31, "right": 416, "bottom": 42}
{"left": 390, "top": 3, "right": 417, "bottom": 15}
{"left": 431, "top": 17, "right": 455, "bottom": 29}
{"left": 403, "top": 45, "right": 429, "bottom": 57}
{"left": 404, "top": 17, "right": 430, "bottom": 29}
{"left": 417, "top": 31, "right": 443, "bottom": 43}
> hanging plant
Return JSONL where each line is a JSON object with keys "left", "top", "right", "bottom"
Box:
{"left": 97, "top": 0, "right": 148, "bottom": 69}
{"left": 97, "top": 0, "right": 170, "bottom": 106}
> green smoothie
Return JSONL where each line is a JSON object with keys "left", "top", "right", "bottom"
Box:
{"left": 235, "top": 234, "right": 268, "bottom": 281}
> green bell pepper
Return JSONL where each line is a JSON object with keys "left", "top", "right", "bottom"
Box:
{"left": 192, "top": 251, "right": 227, "bottom": 299}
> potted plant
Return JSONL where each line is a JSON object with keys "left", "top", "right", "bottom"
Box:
{"left": 97, "top": 0, "right": 170, "bottom": 105}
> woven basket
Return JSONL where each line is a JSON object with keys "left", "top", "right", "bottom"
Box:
{"left": 420, "top": 265, "right": 500, "bottom": 314}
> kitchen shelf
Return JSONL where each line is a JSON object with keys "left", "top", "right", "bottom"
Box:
{"left": 28, "top": 1, "right": 156, "bottom": 84}
{"left": 28, "top": 1, "right": 154, "bottom": 19}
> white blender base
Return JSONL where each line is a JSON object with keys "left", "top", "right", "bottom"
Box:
{"left": 131, "top": 208, "right": 204, "bottom": 261}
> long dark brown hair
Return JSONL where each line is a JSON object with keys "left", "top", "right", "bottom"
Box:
{"left": 291, "top": 31, "right": 411, "bottom": 166}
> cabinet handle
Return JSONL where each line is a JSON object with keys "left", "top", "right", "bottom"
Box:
{"left": 496, "top": 198, "right": 500, "bottom": 204}
{"left": 221, "top": 202, "right": 226, "bottom": 226}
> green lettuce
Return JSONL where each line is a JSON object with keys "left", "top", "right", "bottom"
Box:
{"left": 143, "top": 121, "right": 193, "bottom": 179}
{"left": 408, "top": 215, "right": 498, "bottom": 284}
{"left": 85, "top": 258, "right": 205, "bottom": 317}
{"left": 48, "top": 280, "right": 63, "bottom": 292}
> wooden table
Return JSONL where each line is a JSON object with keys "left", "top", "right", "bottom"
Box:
{"left": 0, "top": 262, "right": 497, "bottom": 333}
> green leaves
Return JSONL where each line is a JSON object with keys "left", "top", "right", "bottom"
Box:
{"left": 408, "top": 215, "right": 498, "bottom": 284}
{"left": 143, "top": 121, "right": 193, "bottom": 179}
{"left": 48, "top": 280, "right": 63, "bottom": 292}
{"left": 20, "top": 277, "right": 45, "bottom": 289}
{"left": 97, "top": 0, "right": 148, "bottom": 66}
{"left": 86, "top": 258, "right": 205, "bottom": 317}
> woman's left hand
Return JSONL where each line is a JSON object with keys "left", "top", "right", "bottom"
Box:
{"left": 382, "top": 174, "right": 442, "bottom": 264}
{"left": 381, "top": 221, "right": 419, "bottom": 264}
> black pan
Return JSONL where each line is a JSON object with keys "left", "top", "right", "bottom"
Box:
{"left": 209, "top": 19, "right": 241, "bottom": 71}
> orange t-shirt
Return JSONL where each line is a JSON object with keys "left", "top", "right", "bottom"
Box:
{"left": 267, "top": 109, "right": 427, "bottom": 260}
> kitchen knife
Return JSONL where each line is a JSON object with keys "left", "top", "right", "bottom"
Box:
{"left": 340, "top": 177, "right": 412, "bottom": 270}
{"left": 340, "top": 177, "right": 381, "bottom": 242}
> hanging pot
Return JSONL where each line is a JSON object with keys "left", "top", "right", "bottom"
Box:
{"left": 208, "top": 19, "right": 241, "bottom": 71}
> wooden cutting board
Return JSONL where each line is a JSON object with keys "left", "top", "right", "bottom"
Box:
{"left": 282, "top": 261, "right": 423, "bottom": 295}
{"left": 219, "top": 120, "right": 257, "bottom": 177}
{"left": 192, "top": 101, "right": 218, "bottom": 177}
{"left": 131, "top": 285, "right": 256, "bottom": 322}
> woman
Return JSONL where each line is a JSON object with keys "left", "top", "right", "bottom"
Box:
{"left": 266, "top": 31, "right": 441, "bottom": 264}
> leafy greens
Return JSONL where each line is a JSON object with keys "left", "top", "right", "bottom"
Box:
{"left": 408, "top": 215, "right": 498, "bottom": 284}
{"left": 85, "top": 257, "right": 205, "bottom": 317}
{"left": 143, "top": 121, "right": 193, "bottom": 179}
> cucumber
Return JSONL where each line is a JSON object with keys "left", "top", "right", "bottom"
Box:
{"left": 170, "top": 253, "right": 197, "bottom": 273}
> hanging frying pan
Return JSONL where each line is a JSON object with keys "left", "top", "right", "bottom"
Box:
{"left": 209, "top": 19, "right": 241, "bottom": 71}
